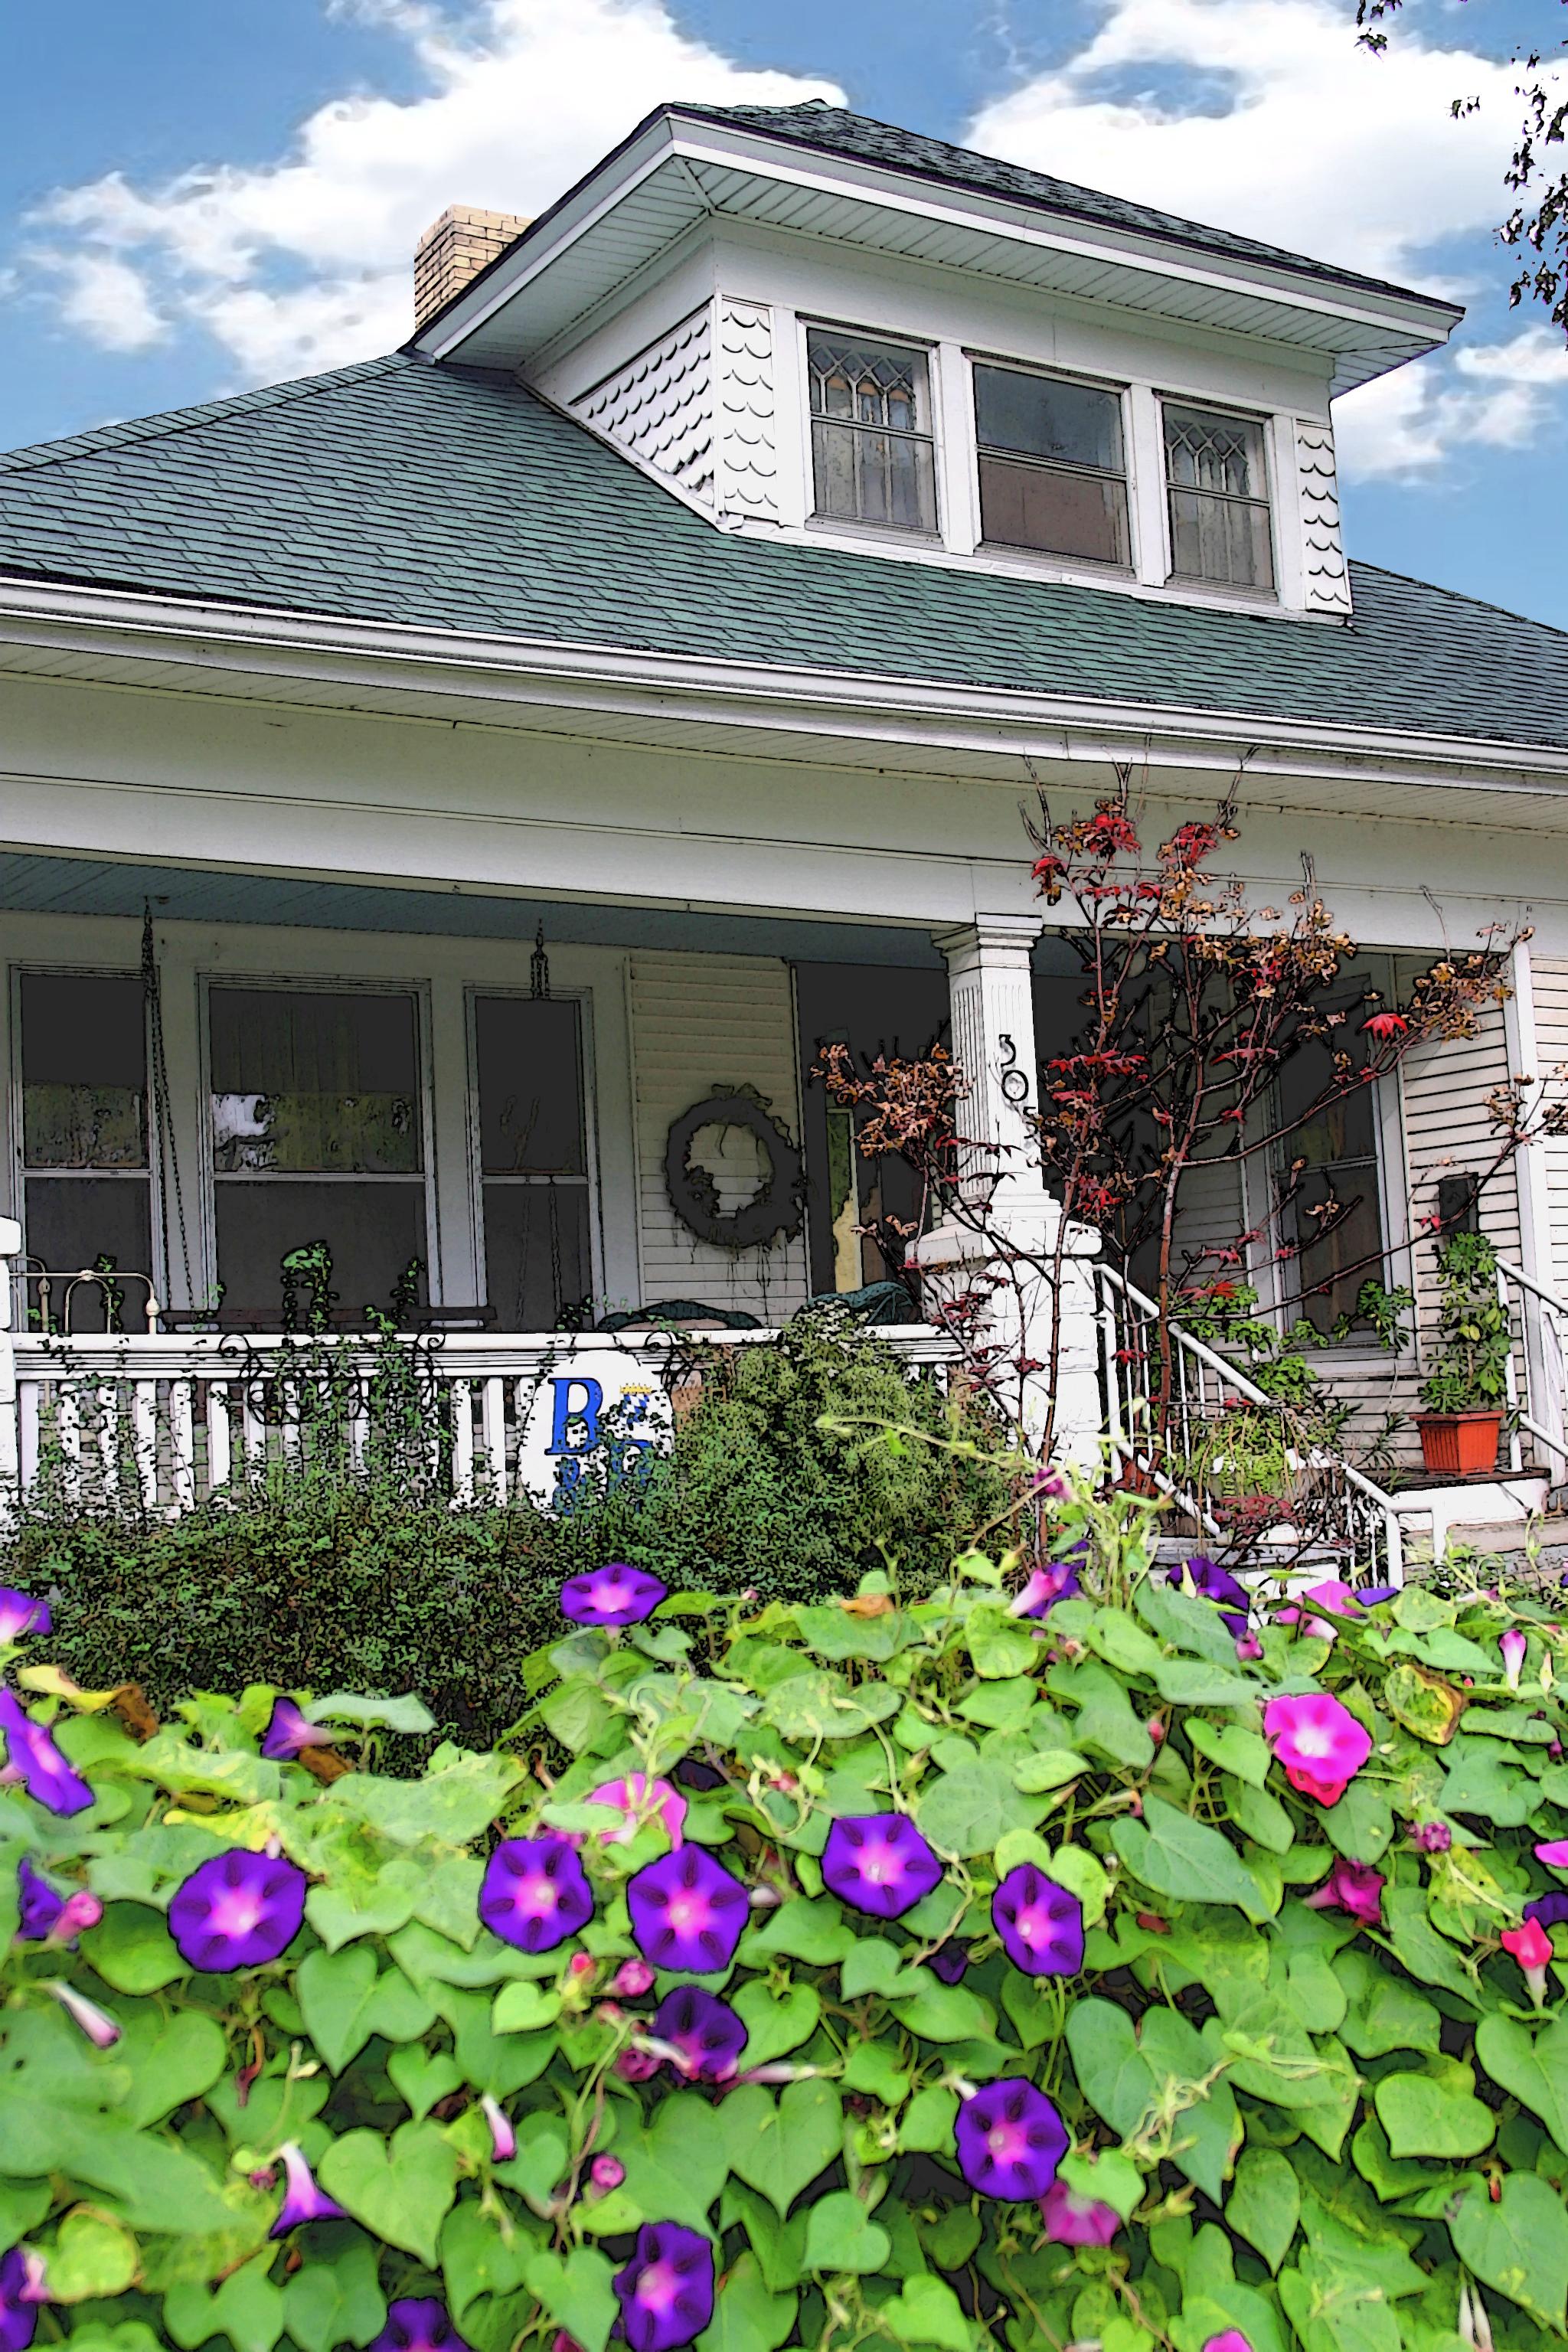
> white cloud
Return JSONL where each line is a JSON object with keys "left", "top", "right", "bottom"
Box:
{"left": 966, "top": 0, "right": 1568, "bottom": 478}
{"left": 23, "top": 0, "right": 840, "bottom": 381}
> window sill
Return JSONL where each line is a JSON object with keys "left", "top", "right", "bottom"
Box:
{"left": 805, "top": 514, "right": 942, "bottom": 547}
{"left": 1165, "top": 571, "right": 1278, "bottom": 606}
{"left": 978, "top": 540, "right": 1132, "bottom": 577}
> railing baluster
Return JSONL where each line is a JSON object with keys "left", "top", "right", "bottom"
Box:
{"left": 451, "top": 1379, "right": 474, "bottom": 1504}
{"left": 132, "top": 1380, "right": 158, "bottom": 1507}
{"left": 170, "top": 1380, "right": 196, "bottom": 1512}
{"left": 95, "top": 1382, "right": 119, "bottom": 1504}
{"left": 18, "top": 1378, "right": 39, "bottom": 1495}
{"left": 482, "top": 1376, "right": 507, "bottom": 1501}
{"left": 208, "top": 1382, "right": 232, "bottom": 1494}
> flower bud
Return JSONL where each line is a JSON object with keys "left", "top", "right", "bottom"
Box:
{"left": 589, "top": 2156, "right": 625, "bottom": 2194}
{"left": 611, "top": 1959, "right": 654, "bottom": 1998}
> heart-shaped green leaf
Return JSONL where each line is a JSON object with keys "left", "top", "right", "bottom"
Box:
{"left": 47, "top": 2211, "right": 139, "bottom": 2302}
{"left": 387, "top": 2043, "right": 465, "bottom": 2122}
{"left": 694, "top": 2249, "right": 795, "bottom": 2352}
{"left": 1374, "top": 2069, "right": 1494, "bottom": 2159}
{"left": 724, "top": 2079, "right": 844, "bottom": 2216}
{"left": 298, "top": 1945, "right": 438, "bottom": 2072}
{"left": 802, "top": 2190, "right": 890, "bottom": 2275}
{"left": 163, "top": 2256, "right": 284, "bottom": 2352}
{"left": 730, "top": 1977, "right": 819, "bottom": 2066}
{"left": 522, "top": 2248, "right": 617, "bottom": 2352}
{"left": 80, "top": 1903, "right": 188, "bottom": 1994}
{"left": 279, "top": 2227, "right": 387, "bottom": 2352}
{"left": 318, "top": 2122, "right": 458, "bottom": 2265}
{"left": 441, "top": 2196, "right": 539, "bottom": 2318}
{"left": 877, "top": 2273, "right": 973, "bottom": 2349}
{"left": 1476, "top": 2012, "right": 1568, "bottom": 2155}
{"left": 1449, "top": 2172, "right": 1568, "bottom": 2330}
{"left": 616, "top": 2092, "right": 731, "bottom": 2230}
{"left": 116, "top": 2005, "right": 227, "bottom": 2127}
{"left": 1224, "top": 2147, "right": 1299, "bottom": 2273}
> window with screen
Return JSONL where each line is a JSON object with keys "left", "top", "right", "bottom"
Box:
{"left": 208, "top": 985, "right": 426, "bottom": 1323}
{"left": 474, "top": 995, "right": 592, "bottom": 1329}
{"left": 1164, "top": 403, "right": 1274, "bottom": 590}
{"left": 973, "top": 363, "right": 1130, "bottom": 566}
{"left": 19, "top": 971, "right": 152, "bottom": 1330}
{"left": 807, "top": 330, "right": 937, "bottom": 533}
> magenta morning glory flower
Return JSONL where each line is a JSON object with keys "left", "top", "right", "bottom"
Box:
{"left": 1263, "top": 1691, "right": 1372, "bottom": 1807}
{"left": 587, "top": 1773, "right": 687, "bottom": 1847}
{"left": 652, "top": 1985, "right": 748, "bottom": 2082}
{"left": 991, "top": 1865, "right": 1085, "bottom": 1976}
{"left": 1500, "top": 1627, "right": 1527, "bottom": 1689}
{"left": 260, "top": 1699, "right": 337, "bottom": 1761}
{"left": 270, "top": 2144, "right": 346, "bottom": 2236}
{"left": 481, "top": 2096, "right": 516, "bottom": 2163}
{"left": 1039, "top": 2179, "right": 1119, "bottom": 2246}
{"left": 612, "top": 2223, "right": 715, "bottom": 2352}
{"left": 627, "top": 1847, "right": 748, "bottom": 1973}
{"left": 0, "top": 1691, "right": 92, "bottom": 1818}
{"left": 1202, "top": 2337, "right": 1253, "bottom": 2352}
{"left": 168, "top": 1849, "right": 307, "bottom": 1971}
{"left": 1305, "top": 1858, "right": 1384, "bottom": 1926}
{"left": 479, "top": 1836, "right": 593, "bottom": 1955}
{"left": 1411, "top": 1821, "right": 1452, "bottom": 1854}
{"left": 1536, "top": 1840, "right": 1568, "bottom": 1870}
{"left": 368, "top": 2301, "right": 472, "bottom": 2352}
{"left": 0, "top": 1592, "right": 51, "bottom": 1643}
{"left": 590, "top": 2155, "right": 625, "bottom": 2194}
{"left": 0, "top": 2248, "right": 45, "bottom": 2352}
{"left": 47, "top": 1981, "right": 119, "bottom": 2049}
{"left": 954, "top": 2078, "right": 1068, "bottom": 2200}
{"left": 822, "top": 1815, "right": 942, "bottom": 1921}
{"left": 560, "top": 1565, "right": 666, "bottom": 1628}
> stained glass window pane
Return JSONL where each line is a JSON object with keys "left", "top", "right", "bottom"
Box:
{"left": 807, "top": 332, "right": 936, "bottom": 533}
{"left": 1163, "top": 405, "right": 1274, "bottom": 590}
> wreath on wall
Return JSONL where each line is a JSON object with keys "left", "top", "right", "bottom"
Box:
{"left": 664, "top": 1085, "right": 805, "bottom": 1251}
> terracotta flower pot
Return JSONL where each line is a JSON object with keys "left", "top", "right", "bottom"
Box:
{"left": 1416, "top": 1411, "right": 1503, "bottom": 1477}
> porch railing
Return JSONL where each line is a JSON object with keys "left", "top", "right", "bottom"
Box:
{"left": 1494, "top": 1256, "right": 1568, "bottom": 1488}
{"left": 1094, "top": 1263, "right": 1404, "bottom": 1585}
{"left": 0, "top": 1324, "right": 961, "bottom": 1522}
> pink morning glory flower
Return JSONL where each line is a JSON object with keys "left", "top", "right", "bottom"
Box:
{"left": 1500, "top": 1628, "right": 1527, "bottom": 1689}
{"left": 0, "top": 1691, "right": 93, "bottom": 1818}
{"left": 270, "top": 2144, "right": 345, "bottom": 2236}
{"left": 1039, "top": 2180, "right": 1119, "bottom": 2246}
{"left": 626, "top": 1848, "right": 748, "bottom": 1973}
{"left": 1410, "top": 1821, "right": 1452, "bottom": 1854}
{"left": 1235, "top": 1632, "right": 1264, "bottom": 1661}
{"left": 260, "top": 1699, "right": 337, "bottom": 1761}
{"left": 651, "top": 1985, "right": 748, "bottom": 2082}
{"left": 1202, "top": 2336, "right": 1253, "bottom": 2352}
{"left": 586, "top": 1774, "right": 687, "bottom": 1847}
{"left": 14, "top": 1859, "right": 98, "bottom": 1945}
{"left": 1535, "top": 1840, "right": 1568, "bottom": 1870}
{"left": 0, "top": 1591, "right": 51, "bottom": 1643}
{"left": 991, "top": 1865, "right": 1084, "bottom": 1977}
{"left": 560, "top": 1566, "right": 666, "bottom": 1628}
{"left": 479, "top": 1837, "right": 593, "bottom": 1955}
{"left": 1008, "top": 1560, "right": 1081, "bottom": 1619}
{"left": 169, "top": 1850, "right": 308, "bottom": 1971}
{"left": 955, "top": 2077, "right": 1068, "bottom": 2200}
{"left": 821, "top": 1814, "right": 942, "bottom": 1921}
{"left": 1305, "top": 1858, "right": 1384, "bottom": 1926}
{"left": 368, "top": 2301, "right": 472, "bottom": 2352}
{"left": 612, "top": 2223, "right": 714, "bottom": 2352}
{"left": 1263, "top": 1691, "right": 1372, "bottom": 1806}
{"left": 1502, "top": 1917, "right": 1553, "bottom": 2005}
{"left": 480, "top": 2097, "right": 515, "bottom": 2163}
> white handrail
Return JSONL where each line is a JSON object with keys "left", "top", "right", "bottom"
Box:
{"left": 1494, "top": 1256, "right": 1567, "bottom": 1484}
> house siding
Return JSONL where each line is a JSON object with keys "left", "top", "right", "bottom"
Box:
{"left": 628, "top": 951, "right": 809, "bottom": 1322}
{"left": 1531, "top": 957, "right": 1568, "bottom": 1296}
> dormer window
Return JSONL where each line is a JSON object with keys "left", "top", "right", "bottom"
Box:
{"left": 972, "top": 363, "right": 1130, "bottom": 567}
{"left": 1163, "top": 403, "right": 1273, "bottom": 591}
{"left": 807, "top": 329, "right": 936, "bottom": 533}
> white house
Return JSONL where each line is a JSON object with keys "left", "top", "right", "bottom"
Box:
{"left": 1, "top": 100, "right": 1565, "bottom": 1558}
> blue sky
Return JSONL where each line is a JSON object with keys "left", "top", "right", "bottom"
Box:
{"left": 1, "top": 0, "right": 1561, "bottom": 622}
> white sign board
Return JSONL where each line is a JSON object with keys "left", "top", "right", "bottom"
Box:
{"left": 514, "top": 1349, "right": 674, "bottom": 1511}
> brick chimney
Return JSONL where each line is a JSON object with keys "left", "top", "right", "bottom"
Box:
{"left": 414, "top": 205, "right": 531, "bottom": 332}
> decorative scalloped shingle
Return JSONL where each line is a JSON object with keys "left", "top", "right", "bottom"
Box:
{"left": 573, "top": 309, "right": 714, "bottom": 504}
{"left": 715, "top": 298, "right": 779, "bottom": 523}
{"left": 1296, "top": 421, "right": 1352, "bottom": 617}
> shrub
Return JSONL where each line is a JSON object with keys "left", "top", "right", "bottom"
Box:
{"left": 9, "top": 1321, "right": 1009, "bottom": 1747}
{"left": 2, "top": 1485, "right": 1567, "bottom": 2351}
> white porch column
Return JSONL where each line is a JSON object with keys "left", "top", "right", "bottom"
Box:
{"left": 910, "top": 918, "right": 1102, "bottom": 1465}
{"left": 0, "top": 1214, "right": 19, "bottom": 1528}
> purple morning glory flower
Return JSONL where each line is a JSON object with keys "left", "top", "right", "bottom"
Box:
{"left": 0, "top": 1690, "right": 93, "bottom": 1818}
{"left": 1008, "top": 1560, "right": 1081, "bottom": 1619}
{"left": 368, "top": 2301, "right": 472, "bottom": 2352}
{"left": 627, "top": 1847, "right": 748, "bottom": 1973}
{"left": 1168, "top": 1556, "right": 1250, "bottom": 1636}
{"left": 1357, "top": 1586, "right": 1399, "bottom": 1606}
{"left": 1524, "top": 1890, "right": 1568, "bottom": 1932}
{"left": 652, "top": 1985, "right": 748, "bottom": 2082}
{"left": 560, "top": 1565, "right": 666, "bottom": 1628}
{"left": 0, "top": 2248, "right": 44, "bottom": 2352}
{"left": 479, "top": 1836, "right": 594, "bottom": 1955}
{"left": 270, "top": 2144, "right": 346, "bottom": 2236}
{"left": 0, "top": 1592, "right": 51, "bottom": 1643}
{"left": 955, "top": 2077, "right": 1068, "bottom": 2200}
{"left": 15, "top": 1858, "right": 64, "bottom": 1943}
{"left": 821, "top": 1815, "right": 942, "bottom": 1921}
{"left": 929, "top": 1945, "right": 969, "bottom": 1984}
{"left": 168, "top": 1849, "right": 307, "bottom": 1971}
{"left": 613, "top": 2223, "right": 715, "bottom": 2352}
{"left": 991, "top": 1865, "right": 1085, "bottom": 1977}
{"left": 260, "top": 1699, "right": 336, "bottom": 1761}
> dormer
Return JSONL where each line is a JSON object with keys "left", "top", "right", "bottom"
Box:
{"left": 410, "top": 102, "right": 1462, "bottom": 623}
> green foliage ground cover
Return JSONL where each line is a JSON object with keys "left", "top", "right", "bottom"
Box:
{"left": 8, "top": 1322, "right": 1007, "bottom": 1747}
{"left": 2, "top": 1470, "right": 1568, "bottom": 2350}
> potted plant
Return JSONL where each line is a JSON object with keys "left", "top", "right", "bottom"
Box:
{"left": 1416, "top": 1230, "right": 1511, "bottom": 1475}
